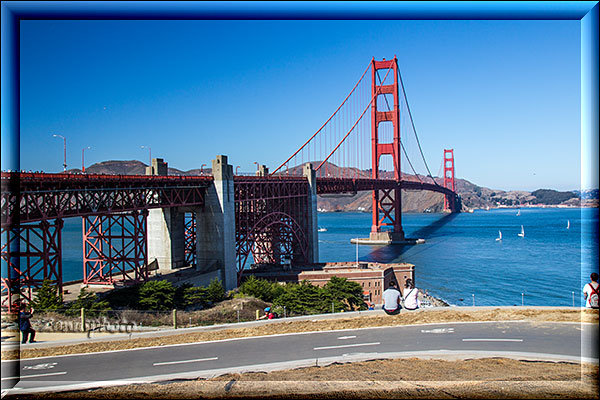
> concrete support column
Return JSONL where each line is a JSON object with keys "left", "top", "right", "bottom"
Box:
{"left": 196, "top": 155, "right": 237, "bottom": 291}
{"left": 303, "top": 163, "right": 319, "bottom": 264}
{"left": 146, "top": 158, "right": 186, "bottom": 272}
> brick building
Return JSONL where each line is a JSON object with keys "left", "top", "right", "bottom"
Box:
{"left": 244, "top": 262, "right": 415, "bottom": 305}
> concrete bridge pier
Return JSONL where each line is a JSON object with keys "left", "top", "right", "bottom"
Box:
{"left": 303, "top": 163, "right": 319, "bottom": 264}
{"left": 146, "top": 158, "right": 186, "bottom": 273}
{"left": 195, "top": 155, "right": 237, "bottom": 291}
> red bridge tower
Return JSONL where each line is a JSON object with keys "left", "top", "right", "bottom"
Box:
{"left": 370, "top": 57, "right": 405, "bottom": 242}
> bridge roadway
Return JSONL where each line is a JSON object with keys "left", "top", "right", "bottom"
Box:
{"left": 0, "top": 172, "right": 456, "bottom": 225}
{"left": 1, "top": 307, "right": 597, "bottom": 395}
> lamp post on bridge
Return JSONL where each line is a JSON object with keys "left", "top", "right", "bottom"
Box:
{"left": 253, "top": 161, "right": 259, "bottom": 171}
{"left": 140, "top": 145, "right": 151, "bottom": 166}
{"left": 235, "top": 166, "right": 240, "bottom": 175}
{"left": 52, "top": 134, "right": 67, "bottom": 172}
{"left": 82, "top": 146, "right": 91, "bottom": 173}
{"left": 200, "top": 164, "right": 207, "bottom": 175}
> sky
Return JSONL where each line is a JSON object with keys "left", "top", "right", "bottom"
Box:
{"left": 14, "top": 18, "right": 584, "bottom": 192}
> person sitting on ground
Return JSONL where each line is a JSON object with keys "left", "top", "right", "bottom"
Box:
{"left": 257, "top": 307, "right": 277, "bottom": 320}
{"left": 382, "top": 281, "right": 402, "bottom": 315}
{"left": 583, "top": 272, "right": 599, "bottom": 309}
{"left": 19, "top": 303, "right": 36, "bottom": 344}
{"left": 402, "top": 279, "right": 421, "bottom": 311}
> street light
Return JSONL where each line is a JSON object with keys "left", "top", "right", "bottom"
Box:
{"left": 82, "top": 146, "right": 91, "bottom": 173}
{"left": 253, "top": 161, "right": 259, "bottom": 170}
{"left": 52, "top": 134, "right": 67, "bottom": 172}
{"left": 140, "top": 145, "right": 151, "bottom": 166}
{"left": 235, "top": 165, "right": 240, "bottom": 175}
{"left": 200, "top": 164, "right": 207, "bottom": 175}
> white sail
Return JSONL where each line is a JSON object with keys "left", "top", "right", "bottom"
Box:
{"left": 516, "top": 209, "right": 521, "bottom": 216}
{"left": 495, "top": 230, "right": 502, "bottom": 241}
{"left": 518, "top": 225, "right": 525, "bottom": 237}
{"left": 567, "top": 220, "right": 570, "bottom": 229}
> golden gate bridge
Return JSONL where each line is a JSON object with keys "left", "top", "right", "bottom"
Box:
{"left": 1, "top": 57, "right": 459, "bottom": 312}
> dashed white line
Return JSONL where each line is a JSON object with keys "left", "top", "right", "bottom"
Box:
{"left": 1, "top": 371, "right": 67, "bottom": 381}
{"left": 152, "top": 357, "right": 218, "bottom": 366}
{"left": 314, "top": 342, "right": 380, "bottom": 351}
{"left": 462, "top": 338, "right": 523, "bottom": 342}
{"left": 337, "top": 335, "right": 357, "bottom": 340}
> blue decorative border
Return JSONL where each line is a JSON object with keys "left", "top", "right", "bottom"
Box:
{"left": 1, "top": 1, "right": 598, "bottom": 382}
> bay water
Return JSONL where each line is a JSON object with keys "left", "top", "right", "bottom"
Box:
{"left": 58, "top": 207, "right": 597, "bottom": 307}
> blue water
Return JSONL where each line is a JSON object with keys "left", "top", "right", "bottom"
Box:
{"left": 318, "top": 208, "right": 598, "bottom": 307}
{"left": 37, "top": 207, "right": 599, "bottom": 307}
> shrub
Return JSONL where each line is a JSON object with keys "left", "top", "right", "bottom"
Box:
{"left": 238, "top": 275, "right": 283, "bottom": 302}
{"left": 66, "top": 287, "right": 111, "bottom": 317}
{"left": 207, "top": 278, "right": 226, "bottom": 303}
{"left": 102, "top": 284, "right": 141, "bottom": 309}
{"left": 138, "top": 280, "right": 176, "bottom": 311}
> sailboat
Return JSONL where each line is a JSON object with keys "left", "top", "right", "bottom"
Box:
{"left": 566, "top": 220, "right": 570, "bottom": 229}
{"left": 318, "top": 227, "right": 327, "bottom": 232}
{"left": 516, "top": 209, "right": 521, "bottom": 216}
{"left": 518, "top": 225, "right": 525, "bottom": 237}
{"left": 495, "top": 230, "right": 502, "bottom": 241}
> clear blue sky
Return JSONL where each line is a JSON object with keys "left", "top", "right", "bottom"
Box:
{"left": 16, "top": 19, "right": 582, "bottom": 191}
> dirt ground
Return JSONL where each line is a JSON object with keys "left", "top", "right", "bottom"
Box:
{"left": 6, "top": 358, "right": 598, "bottom": 399}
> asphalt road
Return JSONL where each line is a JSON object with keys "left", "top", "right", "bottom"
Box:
{"left": 2, "top": 320, "right": 598, "bottom": 395}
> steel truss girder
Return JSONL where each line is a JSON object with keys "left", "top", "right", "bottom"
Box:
{"left": 1, "top": 172, "right": 211, "bottom": 227}
{"left": 82, "top": 210, "right": 148, "bottom": 285}
{"left": 184, "top": 213, "right": 196, "bottom": 267}
{"left": 1, "top": 219, "right": 63, "bottom": 312}
{"left": 235, "top": 178, "right": 310, "bottom": 284}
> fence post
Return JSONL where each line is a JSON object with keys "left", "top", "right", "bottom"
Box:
{"left": 256, "top": 309, "right": 260, "bottom": 320}
{"left": 332, "top": 302, "right": 334, "bottom": 313}
{"left": 283, "top": 306, "right": 286, "bottom": 318}
{"left": 172, "top": 309, "right": 177, "bottom": 329}
{"left": 81, "top": 307, "right": 86, "bottom": 332}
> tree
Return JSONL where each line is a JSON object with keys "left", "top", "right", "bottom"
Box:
{"left": 30, "top": 279, "right": 63, "bottom": 311}
{"left": 273, "top": 280, "right": 328, "bottom": 315}
{"left": 323, "top": 276, "right": 367, "bottom": 312}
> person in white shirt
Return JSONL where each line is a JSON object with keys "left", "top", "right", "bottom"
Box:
{"left": 402, "top": 279, "right": 420, "bottom": 310}
{"left": 382, "top": 281, "right": 402, "bottom": 315}
{"left": 583, "top": 272, "right": 599, "bottom": 309}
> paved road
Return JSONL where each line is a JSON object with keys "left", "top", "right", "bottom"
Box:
{"left": 2, "top": 320, "right": 598, "bottom": 395}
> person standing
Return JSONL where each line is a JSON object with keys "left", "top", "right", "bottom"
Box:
{"left": 19, "top": 303, "right": 36, "bottom": 344}
{"left": 402, "top": 279, "right": 420, "bottom": 310}
{"left": 382, "top": 281, "right": 402, "bottom": 315}
{"left": 583, "top": 272, "right": 599, "bottom": 309}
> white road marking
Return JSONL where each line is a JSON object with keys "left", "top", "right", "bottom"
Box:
{"left": 23, "top": 362, "right": 57, "bottom": 370}
{"left": 1, "top": 371, "right": 67, "bottom": 381}
{"left": 337, "top": 335, "right": 357, "bottom": 340}
{"left": 153, "top": 357, "right": 218, "bottom": 366}
{"left": 421, "top": 328, "right": 454, "bottom": 333}
{"left": 462, "top": 338, "right": 523, "bottom": 342}
{"left": 314, "top": 342, "right": 380, "bottom": 351}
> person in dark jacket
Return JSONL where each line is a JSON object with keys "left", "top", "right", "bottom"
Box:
{"left": 19, "top": 303, "right": 36, "bottom": 344}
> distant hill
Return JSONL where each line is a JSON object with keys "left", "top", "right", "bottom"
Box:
{"left": 73, "top": 160, "right": 595, "bottom": 212}
{"left": 69, "top": 160, "right": 210, "bottom": 176}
